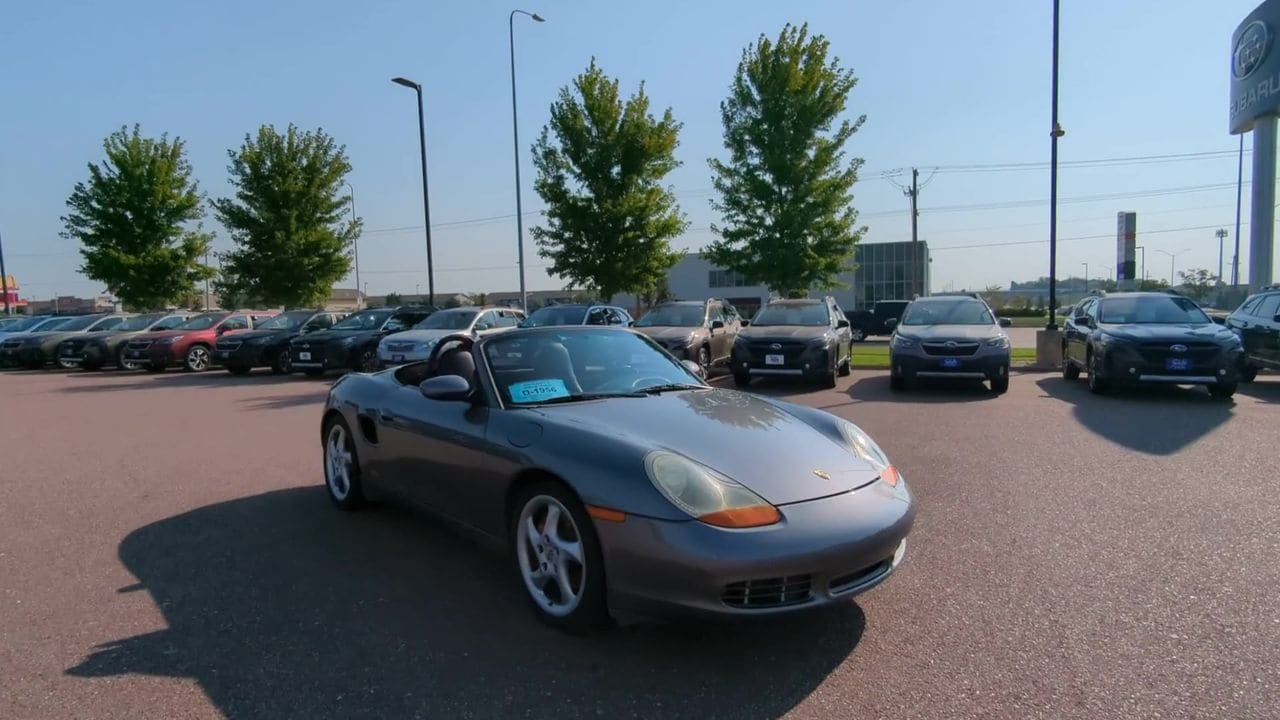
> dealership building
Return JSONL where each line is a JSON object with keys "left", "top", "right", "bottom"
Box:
{"left": 613, "top": 240, "right": 931, "bottom": 318}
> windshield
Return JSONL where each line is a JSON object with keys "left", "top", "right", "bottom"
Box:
{"left": 52, "top": 315, "right": 103, "bottom": 331}
{"left": 635, "top": 305, "right": 705, "bottom": 327}
{"left": 332, "top": 310, "right": 392, "bottom": 331}
{"left": 149, "top": 314, "right": 189, "bottom": 331}
{"left": 175, "top": 313, "right": 226, "bottom": 331}
{"left": 415, "top": 310, "right": 477, "bottom": 330}
{"left": 116, "top": 314, "right": 163, "bottom": 331}
{"left": 751, "top": 303, "right": 829, "bottom": 326}
{"left": 901, "top": 300, "right": 994, "bottom": 326}
{"left": 6, "top": 316, "right": 55, "bottom": 332}
{"left": 484, "top": 330, "right": 702, "bottom": 405}
{"left": 254, "top": 311, "right": 314, "bottom": 331}
{"left": 1099, "top": 296, "right": 1211, "bottom": 325}
{"left": 521, "top": 306, "right": 587, "bottom": 327}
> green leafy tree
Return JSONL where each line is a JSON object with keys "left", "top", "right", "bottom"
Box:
{"left": 1137, "top": 278, "right": 1170, "bottom": 291}
{"left": 212, "top": 124, "right": 358, "bottom": 309}
{"left": 705, "top": 24, "right": 866, "bottom": 298}
{"left": 532, "top": 60, "right": 687, "bottom": 300}
{"left": 1177, "top": 268, "right": 1218, "bottom": 300}
{"left": 383, "top": 292, "right": 403, "bottom": 307}
{"left": 60, "top": 125, "right": 214, "bottom": 310}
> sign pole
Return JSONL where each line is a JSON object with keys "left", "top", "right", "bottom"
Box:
{"left": 1250, "top": 115, "right": 1277, "bottom": 290}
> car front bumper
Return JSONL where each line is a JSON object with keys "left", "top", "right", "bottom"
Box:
{"left": 0, "top": 346, "right": 46, "bottom": 367}
{"left": 1100, "top": 344, "right": 1242, "bottom": 386}
{"left": 731, "top": 343, "right": 832, "bottom": 379}
{"left": 125, "top": 344, "right": 180, "bottom": 367}
{"left": 892, "top": 347, "right": 1009, "bottom": 380}
{"left": 291, "top": 342, "right": 353, "bottom": 370}
{"left": 594, "top": 478, "right": 914, "bottom": 618}
{"left": 213, "top": 343, "right": 268, "bottom": 367}
{"left": 377, "top": 346, "right": 432, "bottom": 366}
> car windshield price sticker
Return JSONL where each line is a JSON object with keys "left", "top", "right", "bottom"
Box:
{"left": 508, "top": 378, "right": 570, "bottom": 404}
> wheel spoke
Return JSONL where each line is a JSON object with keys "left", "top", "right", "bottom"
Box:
{"left": 542, "top": 504, "right": 561, "bottom": 536}
{"left": 553, "top": 536, "right": 583, "bottom": 564}
{"left": 554, "top": 557, "right": 576, "bottom": 600}
{"left": 524, "top": 516, "right": 542, "bottom": 548}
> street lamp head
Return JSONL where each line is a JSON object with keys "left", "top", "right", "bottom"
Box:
{"left": 391, "top": 77, "right": 420, "bottom": 90}
{"left": 531, "top": 13, "right": 545, "bottom": 21}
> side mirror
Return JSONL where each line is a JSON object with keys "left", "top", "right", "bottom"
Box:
{"left": 711, "top": 319, "right": 725, "bottom": 330}
{"left": 627, "top": 320, "right": 636, "bottom": 327}
{"left": 215, "top": 326, "right": 228, "bottom": 335}
{"left": 1074, "top": 316, "right": 1091, "bottom": 328}
{"left": 739, "top": 319, "right": 750, "bottom": 327}
{"left": 836, "top": 318, "right": 850, "bottom": 329}
{"left": 885, "top": 317, "right": 898, "bottom": 328}
{"left": 680, "top": 359, "right": 707, "bottom": 380}
{"left": 998, "top": 317, "right": 1013, "bottom": 328}
{"left": 419, "top": 374, "right": 473, "bottom": 402}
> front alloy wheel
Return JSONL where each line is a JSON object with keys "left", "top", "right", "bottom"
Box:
{"left": 323, "top": 418, "right": 364, "bottom": 510}
{"left": 184, "top": 345, "right": 211, "bottom": 372}
{"left": 512, "top": 484, "right": 606, "bottom": 631}
{"left": 356, "top": 347, "right": 378, "bottom": 373}
{"left": 696, "top": 346, "right": 710, "bottom": 374}
{"left": 850, "top": 327, "right": 865, "bottom": 343}
{"left": 1087, "top": 352, "right": 1108, "bottom": 395}
{"left": 271, "top": 348, "right": 293, "bottom": 375}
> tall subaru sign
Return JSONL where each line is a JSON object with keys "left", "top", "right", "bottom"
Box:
{"left": 1116, "top": 212, "right": 1137, "bottom": 290}
{"left": 1231, "top": 0, "right": 1280, "bottom": 290}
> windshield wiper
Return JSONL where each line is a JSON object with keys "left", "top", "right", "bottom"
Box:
{"left": 635, "top": 383, "right": 702, "bottom": 395}
{"left": 518, "top": 391, "right": 647, "bottom": 406}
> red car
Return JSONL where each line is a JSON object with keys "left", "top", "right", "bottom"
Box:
{"left": 124, "top": 310, "right": 279, "bottom": 372}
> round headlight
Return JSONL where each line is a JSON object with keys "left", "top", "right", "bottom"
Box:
{"left": 836, "top": 420, "right": 899, "bottom": 487}
{"left": 644, "top": 450, "right": 779, "bottom": 528}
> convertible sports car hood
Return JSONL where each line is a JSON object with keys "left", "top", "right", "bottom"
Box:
{"left": 895, "top": 324, "right": 1003, "bottom": 341}
{"left": 530, "top": 389, "right": 881, "bottom": 506}
{"left": 1099, "top": 323, "right": 1234, "bottom": 343}
{"left": 738, "top": 326, "right": 830, "bottom": 341}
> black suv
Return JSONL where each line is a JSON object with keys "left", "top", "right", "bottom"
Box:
{"left": 289, "top": 306, "right": 435, "bottom": 376}
{"left": 214, "top": 309, "right": 346, "bottom": 375}
{"left": 844, "top": 300, "right": 910, "bottom": 343}
{"left": 1225, "top": 285, "right": 1280, "bottom": 382}
{"left": 730, "top": 297, "right": 853, "bottom": 388}
{"left": 1061, "top": 292, "right": 1243, "bottom": 398}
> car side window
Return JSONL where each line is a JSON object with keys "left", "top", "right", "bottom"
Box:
{"left": 604, "top": 308, "right": 627, "bottom": 325}
{"left": 1084, "top": 299, "right": 1099, "bottom": 323}
{"left": 221, "top": 316, "right": 249, "bottom": 331}
{"left": 1238, "top": 297, "right": 1261, "bottom": 316}
{"left": 495, "top": 310, "right": 521, "bottom": 327}
{"left": 474, "top": 310, "right": 498, "bottom": 331}
{"left": 585, "top": 307, "right": 608, "bottom": 325}
{"left": 708, "top": 303, "right": 725, "bottom": 325}
{"left": 1256, "top": 294, "right": 1280, "bottom": 319}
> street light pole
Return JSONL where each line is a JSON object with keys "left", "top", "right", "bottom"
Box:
{"left": 392, "top": 77, "right": 435, "bottom": 307}
{"left": 1136, "top": 245, "right": 1146, "bottom": 286}
{"left": 1081, "top": 262, "right": 1088, "bottom": 293}
{"left": 345, "top": 181, "right": 361, "bottom": 309}
{"left": 510, "top": 9, "right": 545, "bottom": 314}
{"left": 1046, "top": 0, "right": 1064, "bottom": 330}
{"left": 1215, "top": 228, "right": 1227, "bottom": 286}
{"left": 1154, "top": 248, "right": 1189, "bottom": 287}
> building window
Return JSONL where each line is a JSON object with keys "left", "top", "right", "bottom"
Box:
{"left": 709, "top": 269, "right": 752, "bottom": 288}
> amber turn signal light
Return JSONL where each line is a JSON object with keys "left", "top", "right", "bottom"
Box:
{"left": 586, "top": 505, "right": 627, "bottom": 523}
{"left": 880, "top": 465, "right": 900, "bottom": 487}
{"left": 698, "top": 505, "right": 781, "bottom": 528}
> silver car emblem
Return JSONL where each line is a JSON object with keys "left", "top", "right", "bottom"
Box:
{"left": 1170, "top": 344, "right": 1187, "bottom": 353}
{"left": 945, "top": 340, "right": 958, "bottom": 348}
{"left": 769, "top": 343, "right": 782, "bottom": 350}
{"left": 1235, "top": 20, "right": 1271, "bottom": 79}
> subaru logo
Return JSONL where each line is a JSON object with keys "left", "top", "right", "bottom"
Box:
{"left": 1170, "top": 344, "right": 1187, "bottom": 353}
{"left": 769, "top": 343, "right": 782, "bottom": 350}
{"left": 300, "top": 343, "right": 310, "bottom": 349}
{"left": 1235, "top": 20, "right": 1271, "bottom": 79}
{"left": 944, "top": 341, "right": 958, "bottom": 348}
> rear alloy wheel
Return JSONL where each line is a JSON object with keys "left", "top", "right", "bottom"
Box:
{"left": 184, "top": 345, "right": 211, "bottom": 372}
{"left": 1087, "top": 352, "right": 1108, "bottom": 395}
{"left": 511, "top": 483, "right": 607, "bottom": 632}
{"left": 271, "top": 348, "right": 293, "bottom": 375}
{"left": 116, "top": 346, "right": 134, "bottom": 370}
{"left": 850, "top": 327, "right": 866, "bottom": 343}
{"left": 323, "top": 417, "right": 365, "bottom": 510}
{"left": 57, "top": 357, "right": 77, "bottom": 370}
{"left": 1209, "top": 381, "right": 1237, "bottom": 399}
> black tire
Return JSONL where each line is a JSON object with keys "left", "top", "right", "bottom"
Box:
{"left": 889, "top": 372, "right": 906, "bottom": 391}
{"left": 733, "top": 371, "right": 751, "bottom": 388}
{"left": 115, "top": 345, "right": 132, "bottom": 370}
{"left": 850, "top": 327, "right": 866, "bottom": 343}
{"left": 183, "top": 344, "right": 212, "bottom": 372}
{"left": 1087, "top": 351, "right": 1108, "bottom": 395}
{"left": 1239, "top": 364, "right": 1258, "bottom": 383}
{"left": 270, "top": 348, "right": 293, "bottom": 375}
{"left": 696, "top": 346, "right": 710, "bottom": 374}
{"left": 990, "top": 375, "right": 1009, "bottom": 394}
{"left": 226, "top": 364, "right": 251, "bottom": 376}
{"left": 1209, "top": 382, "right": 1237, "bottom": 399}
{"left": 304, "top": 368, "right": 326, "bottom": 378}
{"left": 820, "top": 362, "right": 837, "bottom": 389}
{"left": 1062, "top": 355, "right": 1080, "bottom": 380}
{"left": 322, "top": 415, "right": 365, "bottom": 510}
{"left": 354, "top": 346, "right": 378, "bottom": 373}
{"left": 838, "top": 344, "right": 852, "bottom": 376}
{"left": 510, "top": 481, "right": 608, "bottom": 633}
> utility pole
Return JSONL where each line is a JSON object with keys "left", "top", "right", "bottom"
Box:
{"left": 1215, "top": 228, "right": 1227, "bottom": 286}
{"left": 1047, "top": 0, "right": 1063, "bottom": 330}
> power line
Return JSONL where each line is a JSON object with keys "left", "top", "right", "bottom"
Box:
{"left": 928, "top": 222, "right": 1247, "bottom": 252}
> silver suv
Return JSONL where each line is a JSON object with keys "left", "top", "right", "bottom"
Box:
{"left": 888, "top": 296, "right": 1011, "bottom": 393}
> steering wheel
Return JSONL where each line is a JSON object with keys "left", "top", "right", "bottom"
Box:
{"left": 424, "top": 333, "right": 475, "bottom": 374}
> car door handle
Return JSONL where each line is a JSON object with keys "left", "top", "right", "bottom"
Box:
{"left": 378, "top": 409, "right": 397, "bottom": 423}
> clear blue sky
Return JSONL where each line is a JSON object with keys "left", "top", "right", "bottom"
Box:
{"left": 0, "top": 0, "right": 1269, "bottom": 300}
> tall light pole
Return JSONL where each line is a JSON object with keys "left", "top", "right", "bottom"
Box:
{"left": 345, "top": 181, "right": 361, "bottom": 309}
{"left": 1081, "top": 262, "right": 1088, "bottom": 293}
{"left": 391, "top": 76, "right": 435, "bottom": 307}
{"left": 510, "top": 9, "right": 545, "bottom": 313}
{"left": 1046, "top": 0, "right": 1064, "bottom": 330}
{"left": 1136, "top": 245, "right": 1146, "bottom": 285}
{"left": 1154, "top": 247, "right": 1190, "bottom": 287}
{"left": 1215, "top": 228, "right": 1227, "bottom": 286}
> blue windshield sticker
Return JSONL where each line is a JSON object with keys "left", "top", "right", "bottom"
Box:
{"left": 508, "top": 378, "right": 570, "bottom": 404}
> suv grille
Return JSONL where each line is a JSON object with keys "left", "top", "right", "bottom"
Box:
{"left": 921, "top": 341, "right": 980, "bottom": 357}
{"left": 722, "top": 574, "right": 813, "bottom": 609}
{"left": 384, "top": 342, "right": 415, "bottom": 353}
{"left": 126, "top": 340, "right": 153, "bottom": 351}
{"left": 1136, "top": 342, "right": 1219, "bottom": 365}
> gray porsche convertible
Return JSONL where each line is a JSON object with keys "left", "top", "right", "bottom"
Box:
{"left": 320, "top": 326, "right": 914, "bottom": 630}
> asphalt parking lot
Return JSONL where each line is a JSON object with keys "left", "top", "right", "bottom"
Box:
{"left": 2, "top": 368, "right": 1278, "bottom": 719}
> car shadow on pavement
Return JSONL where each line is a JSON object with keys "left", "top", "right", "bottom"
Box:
{"left": 67, "top": 487, "right": 864, "bottom": 720}
{"left": 54, "top": 370, "right": 335, "bottom": 393}
{"left": 1035, "top": 377, "right": 1234, "bottom": 454}
{"left": 1238, "top": 376, "right": 1280, "bottom": 403}
{"left": 844, "top": 374, "right": 1001, "bottom": 404}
